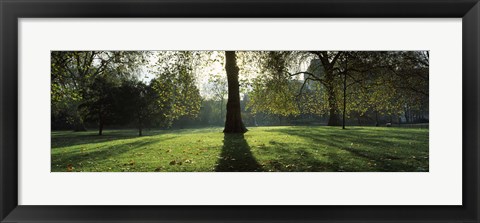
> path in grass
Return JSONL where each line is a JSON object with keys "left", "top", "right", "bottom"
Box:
{"left": 51, "top": 126, "right": 429, "bottom": 172}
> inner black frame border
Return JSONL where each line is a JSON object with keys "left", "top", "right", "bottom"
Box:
{"left": 1, "top": 0, "right": 479, "bottom": 222}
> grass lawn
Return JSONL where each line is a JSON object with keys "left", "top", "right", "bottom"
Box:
{"left": 51, "top": 126, "right": 429, "bottom": 172}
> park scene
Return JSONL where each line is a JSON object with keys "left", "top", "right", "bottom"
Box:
{"left": 51, "top": 51, "right": 429, "bottom": 172}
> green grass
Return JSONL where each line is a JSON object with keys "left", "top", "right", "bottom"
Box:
{"left": 51, "top": 126, "right": 429, "bottom": 172}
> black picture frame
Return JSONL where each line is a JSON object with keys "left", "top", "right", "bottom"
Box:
{"left": 1, "top": 0, "right": 479, "bottom": 222}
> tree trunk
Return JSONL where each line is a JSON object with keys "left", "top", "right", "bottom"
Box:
{"left": 315, "top": 51, "right": 341, "bottom": 127}
{"left": 98, "top": 118, "right": 104, "bottom": 136}
{"left": 223, "top": 51, "right": 247, "bottom": 133}
{"left": 326, "top": 84, "right": 340, "bottom": 126}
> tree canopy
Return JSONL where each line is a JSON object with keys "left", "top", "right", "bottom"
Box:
{"left": 52, "top": 50, "right": 429, "bottom": 134}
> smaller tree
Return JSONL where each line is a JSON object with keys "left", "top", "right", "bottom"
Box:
{"left": 80, "top": 76, "right": 118, "bottom": 136}
{"left": 114, "top": 81, "right": 156, "bottom": 136}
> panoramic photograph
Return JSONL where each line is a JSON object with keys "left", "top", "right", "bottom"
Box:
{"left": 51, "top": 51, "right": 429, "bottom": 172}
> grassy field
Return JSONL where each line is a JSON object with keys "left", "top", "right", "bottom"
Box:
{"left": 51, "top": 126, "right": 429, "bottom": 172}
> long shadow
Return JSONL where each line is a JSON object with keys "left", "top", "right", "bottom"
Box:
{"left": 264, "top": 127, "right": 429, "bottom": 172}
{"left": 215, "top": 134, "right": 263, "bottom": 172}
{"left": 51, "top": 136, "right": 175, "bottom": 172}
{"left": 51, "top": 127, "right": 224, "bottom": 148}
{"left": 51, "top": 129, "right": 168, "bottom": 148}
{"left": 52, "top": 131, "right": 142, "bottom": 148}
{"left": 261, "top": 141, "right": 330, "bottom": 172}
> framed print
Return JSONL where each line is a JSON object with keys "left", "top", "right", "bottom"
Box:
{"left": 1, "top": 0, "right": 479, "bottom": 222}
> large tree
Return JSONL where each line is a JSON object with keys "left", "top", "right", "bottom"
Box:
{"left": 223, "top": 51, "right": 247, "bottom": 133}
{"left": 307, "top": 51, "right": 343, "bottom": 126}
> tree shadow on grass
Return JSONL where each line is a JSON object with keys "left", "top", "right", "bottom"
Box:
{"left": 51, "top": 130, "right": 167, "bottom": 148}
{"left": 51, "top": 128, "right": 223, "bottom": 149}
{"left": 215, "top": 134, "right": 263, "bottom": 172}
{"left": 52, "top": 131, "right": 139, "bottom": 148}
{"left": 51, "top": 136, "right": 176, "bottom": 172}
{"left": 260, "top": 141, "right": 330, "bottom": 172}
{"left": 264, "top": 127, "right": 429, "bottom": 172}
{"left": 326, "top": 139, "right": 428, "bottom": 172}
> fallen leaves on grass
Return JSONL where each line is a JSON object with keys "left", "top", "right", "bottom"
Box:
{"left": 66, "top": 164, "right": 74, "bottom": 172}
{"left": 169, "top": 160, "right": 182, "bottom": 165}
{"left": 124, "top": 160, "right": 135, "bottom": 166}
